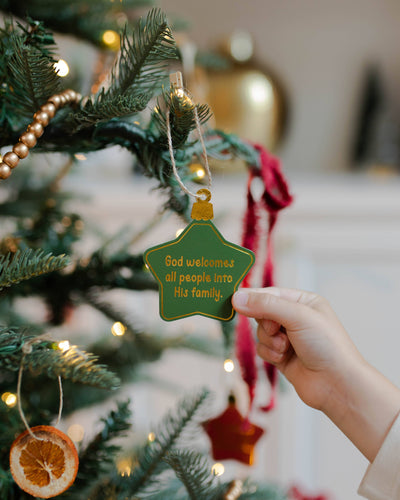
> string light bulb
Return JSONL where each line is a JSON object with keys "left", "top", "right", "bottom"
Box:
{"left": 224, "top": 359, "right": 235, "bottom": 373}
{"left": 53, "top": 59, "right": 70, "bottom": 77}
{"left": 102, "top": 30, "right": 120, "bottom": 50}
{"left": 67, "top": 424, "right": 85, "bottom": 442}
{"left": 189, "top": 163, "right": 206, "bottom": 183}
{"left": 1, "top": 392, "right": 17, "bottom": 407}
{"left": 117, "top": 458, "right": 133, "bottom": 477}
{"left": 147, "top": 432, "right": 156, "bottom": 442}
{"left": 74, "top": 153, "right": 86, "bottom": 161}
{"left": 211, "top": 462, "right": 225, "bottom": 476}
{"left": 58, "top": 340, "right": 70, "bottom": 352}
{"left": 111, "top": 321, "right": 126, "bottom": 337}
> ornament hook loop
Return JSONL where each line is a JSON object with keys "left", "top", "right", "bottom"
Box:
{"left": 196, "top": 188, "right": 211, "bottom": 202}
{"left": 191, "top": 189, "right": 214, "bottom": 220}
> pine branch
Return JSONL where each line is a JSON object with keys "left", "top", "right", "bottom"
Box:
{"left": 163, "top": 450, "right": 225, "bottom": 500}
{"left": 65, "top": 401, "right": 131, "bottom": 498}
{"left": 68, "top": 8, "right": 179, "bottom": 130}
{"left": 0, "top": 249, "right": 69, "bottom": 291}
{"left": 112, "top": 10, "right": 177, "bottom": 96}
{"left": 154, "top": 91, "right": 212, "bottom": 149}
{"left": 0, "top": 468, "right": 14, "bottom": 499}
{"left": 0, "top": 0, "right": 155, "bottom": 46}
{"left": 0, "top": 328, "right": 120, "bottom": 389}
{"left": 116, "top": 388, "right": 210, "bottom": 496}
{"left": 70, "top": 250, "right": 158, "bottom": 292}
{"left": 3, "top": 30, "right": 61, "bottom": 126}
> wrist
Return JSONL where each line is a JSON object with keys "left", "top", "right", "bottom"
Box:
{"left": 322, "top": 355, "right": 400, "bottom": 462}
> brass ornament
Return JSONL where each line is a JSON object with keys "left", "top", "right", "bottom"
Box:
{"left": 205, "top": 32, "right": 287, "bottom": 160}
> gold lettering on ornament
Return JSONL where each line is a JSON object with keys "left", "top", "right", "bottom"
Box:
{"left": 166, "top": 255, "right": 236, "bottom": 303}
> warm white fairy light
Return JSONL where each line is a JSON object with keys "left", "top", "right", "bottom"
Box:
{"left": 102, "top": 30, "right": 120, "bottom": 50}
{"left": 74, "top": 153, "right": 87, "bottom": 161}
{"left": 58, "top": 340, "right": 70, "bottom": 352}
{"left": 111, "top": 321, "right": 126, "bottom": 337}
{"left": 196, "top": 167, "right": 205, "bottom": 179}
{"left": 224, "top": 359, "right": 235, "bottom": 373}
{"left": 211, "top": 462, "right": 225, "bottom": 476}
{"left": 54, "top": 59, "right": 70, "bottom": 77}
{"left": 68, "top": 424, "right": 85, "bottom": 442}
{"left": 1, "top": 392, "right": 17, "bottom": 407}
{"left": 148, "top": 432, "right": 156, "bottom": 442}
{"left": 117, "top": 458, "right": 133, "bottom": 477}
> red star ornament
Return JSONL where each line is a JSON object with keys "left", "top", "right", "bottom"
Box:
{"left": 202, "top": 395, "right": 265, "bottom": 465}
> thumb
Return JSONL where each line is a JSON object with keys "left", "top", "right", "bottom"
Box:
{"left": 232, "top": 287, "right": 318, "bottom": 330}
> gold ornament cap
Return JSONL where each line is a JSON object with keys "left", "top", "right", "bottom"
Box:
{"left": 191, "top": 189, "right": 214, "bottom": 220}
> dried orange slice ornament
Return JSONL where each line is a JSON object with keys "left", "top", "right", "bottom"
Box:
{"left": 9, "top": 425, "right": 79, "bottom": 498}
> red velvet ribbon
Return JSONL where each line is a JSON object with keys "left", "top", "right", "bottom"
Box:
{"left": 288, "top": 485, "right": 329, "bottom": 500}
{"left": 235, "top": 143, "right": 293, "bottom": 412}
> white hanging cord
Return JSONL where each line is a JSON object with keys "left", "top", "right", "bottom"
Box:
{"left": 17, "top": 338, "right": 64, "bottom": 440}
{"left": 166, "top": 72, "right": 212, "bottom": 200}
{"left": 193, "top": 106, "right": 212, "bottom": 191}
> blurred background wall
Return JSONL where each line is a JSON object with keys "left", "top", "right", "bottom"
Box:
{"left": 160, "top": 0, "right": 400, "bottom": 174}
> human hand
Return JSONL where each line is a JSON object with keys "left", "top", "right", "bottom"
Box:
{"left": 232, "top": 287, "right": 363, "bottom": 413}
{"left": 232, "top": 287, "right": 400, "bottom": 462}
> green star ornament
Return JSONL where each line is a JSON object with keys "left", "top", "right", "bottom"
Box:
{"left": 144, "top": 189, "right": 255, "bottom": 321}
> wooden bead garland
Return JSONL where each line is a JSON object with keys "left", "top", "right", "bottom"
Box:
{"left": 0, "top": 89, "right": 81, "bottom": 180}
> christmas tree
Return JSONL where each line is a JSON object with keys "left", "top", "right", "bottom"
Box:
{"left": 0, "top": 2, "right": 291, "bottom": 498}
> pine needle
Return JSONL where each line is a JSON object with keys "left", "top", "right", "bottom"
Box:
{"left": 4, "top": 31, "right": 61, "bottom": 124}
{"left": 69, "top": 8, "right": 179, "bottom": 129}
{"left": 0, "top": 249, "right": 69, "bottom": 291}
{"left": 69, "top": 401, "right": 131, "bottom": 495}
{"left": 0, "top": 328, "right": 120, "bottom": 389}
{"left": 164, "top": 450, "right": 225, "bottom": 500}
{"left": 118, "top": 388, "right": 210, "bottom": 496}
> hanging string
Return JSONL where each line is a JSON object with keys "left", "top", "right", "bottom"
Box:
{"left": 166, "top": 79, "right": 212, "bottom": 200}
{"left": 193, "top": 106, "right": 212, "bottom": 191}
{"left": 17, "top": 338, "right": 64, "bottom": 440}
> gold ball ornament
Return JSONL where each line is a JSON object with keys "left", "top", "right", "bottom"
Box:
{"left": 13, "top": 142, "right": 29, "bottom": 159}
{"left": 41, "top": 102, "right": 56, "bottom": 118}
{"left": 20, "top": 132, "right": 37, "bottom": 149}
{"left": 3, "top": 151, "right": 20, "bottom": 169}
{"left": 28, "top": 121, "right": 44, "bottom": 138}
{"left": 59, "top": 94, "right": 68, "bottom": 106}
{"left": 48, "top": 94, "right": 62, "bottom": 108}
{"left": 33, "top": 111, "right": 50, "bottom": 126}
{"left": 64, "top": 89, "right": 77, "bottom": 102}
{"left": 205, "top": 31, "right": 287, "bottom": 154}
{"left": 0, "top": 89, "right": 81, "bottom": 182}
{"left": 0, "top": 163, "right": 11, "bottom": 179}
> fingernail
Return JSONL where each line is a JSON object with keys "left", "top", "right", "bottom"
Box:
{"left": 233, "top": 290, "right": 249, "bottom": 308}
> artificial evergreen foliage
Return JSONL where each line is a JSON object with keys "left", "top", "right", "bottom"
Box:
{"left": 0, "top": 3, "right": 290, "bottom": 499}
{"left": 163, "top": 450, "right": 226, "bottom": 500}
{"left": 0, "top": 249, "right": 69, "bottom": 290}
{"left": 0, "top": 328, "right": 119, "bottom": 388}
{"left": 68, "top": 400, "right": 132, "bottom": 496}
{"left": 0, "top": 0, "right": 154, "bottom": 47}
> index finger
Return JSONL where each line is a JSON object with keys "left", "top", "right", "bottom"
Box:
{"left": 232, "top": 288, "right": 316, "bottom": 330}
